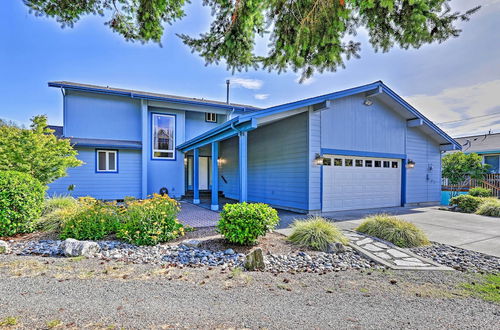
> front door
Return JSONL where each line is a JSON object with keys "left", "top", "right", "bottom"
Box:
{"left": 186, "top": 156, "right": 212, "bottom": 191}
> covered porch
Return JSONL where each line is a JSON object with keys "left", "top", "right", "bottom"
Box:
{"left": 178, "top": 117, "right": 258, "bottom": 211}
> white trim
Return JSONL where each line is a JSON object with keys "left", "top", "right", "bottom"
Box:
{"left": 97, "top": 150, "right": 117, "bottom": 172}
{"left": 205, "top": 112, "right": 217, "bottom": 122}
{"left": 152, "top": 113, "right": 176, "bottom": 160}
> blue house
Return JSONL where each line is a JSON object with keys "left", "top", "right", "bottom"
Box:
{"left": 48, "top": 81, "right": 461, "bottom": 213}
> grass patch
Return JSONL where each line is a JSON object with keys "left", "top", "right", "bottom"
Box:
{"left": 476, "top": 198, "right": 500, "bottom": 217}
{"left": 462, "top": 274, "right": 500, "bottom": 303}
{"left": 355, "top": 214, "right": 429, "bottom": 248}
{"left": 46, "top": 319, "right": 62, "bottom": 328}
{"left": 288, "top": 217, "right": 348, "bottom": 251}
{"left": 0, "top": 316, "right": 18, "bottom": 326}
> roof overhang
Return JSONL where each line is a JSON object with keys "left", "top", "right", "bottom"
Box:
{"left": 48, "top": 82, "right": 255, "bottom": 112}
{"left": 68, "top": 138, "right": 142, "bottom": 150}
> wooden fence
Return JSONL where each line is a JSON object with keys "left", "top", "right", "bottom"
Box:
{"left": 442, "top": 174, "right": 500, "bottom": 197}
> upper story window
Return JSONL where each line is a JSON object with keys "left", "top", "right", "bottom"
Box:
{"left": 205, "top": 113, "right": 217, "bottom": 123}
{"left": 97, "top": 150, "right": 117, "bottom": 172}
{"left": 152, "top": 113, "right": 175, "bottom": 160}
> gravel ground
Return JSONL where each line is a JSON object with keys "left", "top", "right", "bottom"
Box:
{"left": 411, "top": 242, "right": 500, "bottom": 274}
{"left": 0, "top": 255, "right": 499, "bottom": 329}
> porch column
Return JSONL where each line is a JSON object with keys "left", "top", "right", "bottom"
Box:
{"left": 193, "top": 148, "right": 200, "bottom": 204}
{"left": 239, "top": 131, "right": 248, "bottom": 202}
{"left": 211, "top": 142, "right": 219, "bottom": 211}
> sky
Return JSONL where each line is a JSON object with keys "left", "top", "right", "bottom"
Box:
{"left": 1, "top": 0, "right": 499, "bottom": 138}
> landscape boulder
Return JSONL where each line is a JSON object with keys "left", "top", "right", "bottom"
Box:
{"left": 0, "top": 240, "right": 10, "bottom": 254}
{"left": 326, "top": 242, "right": 346, "bottom": 253}
{"left": 181, "top": 239, "right": 202, "bottom": 248}
{"left": 244, "top": 248, "right": 265, "bottom": 271}
{"left": 61, "top": 238, "right": 101, "bottom": 257}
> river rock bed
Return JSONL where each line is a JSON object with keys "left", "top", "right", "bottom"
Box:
{"left": 3, "top": 239, "right": 378, "bottom": 273}
{"left": 410, "top": 242, "right": 500, "bottom": 274}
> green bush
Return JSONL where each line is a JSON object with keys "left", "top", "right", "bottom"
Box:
{"left": 116, "top": 194, "right": 184, "bottom": 246}
{"left": 450, "top": 194, "right": 482, "bottom": 213}
{"left": 356, "top": 214, "right": 430, "bottom": 248}
{"left": 0, "top": 171, "right": 46, "bottom": 237}
{"left": 476, "top": 198, "right": 500, "bottom": 217}
{"left": 469, "top": 187, "right": 493, "bottom": 198}
{"left": 217, "top": 202, "right": 279, "bottom": 245}
{"left": 288, "top": 217, "right": 348, "bottom": 251}
{"left": 59, "top": 197, "right": 120, "bottom": 240}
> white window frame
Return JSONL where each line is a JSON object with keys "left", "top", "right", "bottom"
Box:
{"left": 152, "top": 113, "right": 176, "bottom": 160}
{"left": 96, "top": 150, "right": 117, "bottom": 173}
{"left": 205, "top": 112, "right": 217, "bottom": 123}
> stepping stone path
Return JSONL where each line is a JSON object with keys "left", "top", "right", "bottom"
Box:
{"left": 343, "top": 231, "right": 451, "bottom": 271}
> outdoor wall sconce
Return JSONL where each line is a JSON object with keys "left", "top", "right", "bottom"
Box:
{"left": 217, "top": 157, "right": 226, "bottom": 167}
{"left": 363, "top": 99, "right": 373, "bottom": 106}
{"left": 184, "top": 157, "right": 188, "bottom": 166}
{"left": 314, "top": 153, "right": 325, "bottom": 166}
{"left": 406, "top": 159, "right": 416, "bottom": 169}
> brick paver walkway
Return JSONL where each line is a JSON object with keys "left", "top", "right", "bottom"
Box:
{"left": 178, "top": 201, "right": 220, "bottom": 228}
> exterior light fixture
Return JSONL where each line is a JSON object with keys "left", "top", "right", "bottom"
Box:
{"left": 363, "top": 99, "right": 373, "bottom": 106}
{"left": 406, "top": 159, "right": 416, "bottom": 169}
{"left": 184, "top": 157, "right": 188, "bottom": 166}
{"left": 217, "top": 157, "right": 225, "bottom": 167}
{"left": 314, "top": 153, "right": 324, "bottom": 166}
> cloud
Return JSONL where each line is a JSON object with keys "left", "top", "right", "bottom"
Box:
{"left": 254, "top": 94, "right": 269, "bottom": 100}
{"left": 230, "top": 78, "right": 263, "bottom": 90}
{"left": 405, "top": 79, "right": 500, "bottom": 136}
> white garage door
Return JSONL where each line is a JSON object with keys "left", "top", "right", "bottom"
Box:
{"left": 322, "top": 155, "right": 402, "bottom": 212}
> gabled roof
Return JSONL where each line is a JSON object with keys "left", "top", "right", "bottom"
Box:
{"left": 454, "top": 133, "right": 500, "bottom": 154}
{"left": 48, "top": 81, "right": 261, "bottom": 112}
{"left": 178, "top": 81, "right": 461, "bottom": 152}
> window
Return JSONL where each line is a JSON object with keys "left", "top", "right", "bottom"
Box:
{"left": 334, "top": 158, "right": 343, "bottom": 166}
{"left": 392, "top": 161, "right": 399, "bottom": 168}
{"left": 152, "top": 114, "right": 175, "bottom": 159}
{"left": 365, "top": 160, "right": 373, "bottom": 167}
{"left": 345, "top": 159, "right": 353, "bottom": 167}
{"left": 374, "top": 160, "right": 382, "bottom": 168}
{"left": 323, "top": 158, "right": 332, "bottom": 166}
{"left": 355, "top": 159, "right": 363, "bottom": 167}
{"left": 205, "top": 113, "right": 217, "bottom": 122}
{"left": 383, "top": 161, "right": 390, "bottom": 168}
{"left": 484, "top": 155, "right": 500, "bottom": 173}
{"left": 96, "top": 150, "right": 117, "bottom": 172}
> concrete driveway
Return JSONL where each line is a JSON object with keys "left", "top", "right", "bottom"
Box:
{"left": 319, "top": 206, "right": 500, "bottom": 258}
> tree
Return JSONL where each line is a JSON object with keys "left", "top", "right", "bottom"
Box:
{"left": 23, "top": 0, "right": 480, "bottom": 81}
{"left": 442, "top": 152, "right": 490, "bottom": 199}
{"left": 0, "top": 115, "right": 82, "bottom": 185}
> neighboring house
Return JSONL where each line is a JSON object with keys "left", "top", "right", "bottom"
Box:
{"left": 453, "top": 133, "right": 500, "bottom": 173}
{"left": 47, "top": 81, "right": 461, "bottom": 213}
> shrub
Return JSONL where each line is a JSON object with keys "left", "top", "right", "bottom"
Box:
{"left": 217, "top": 202, "right": 280, "bottom": 245}
{"left": 59, "top": 197, "right": 120, "bottom": 240}
{"left": 288, "top": 217, "right": 348, "bottom": 251}
{"left": 42, "top": 195, "right": 77, "bottom": 216}
{"left": 476, "top": 198, "right": 500, "bottom": 217}
{"left": 450, "top": 194, "right": 482, "bottom": 213}
{"left": 469, "top": 187, "right": 493, "bottom": 198}
{"left": 356, "top": 214, "right": 429, "bottom": 248}
{"left": 116, "top": 194, "right": 184, "bottom": 246}
{"left": 0, "top": 171, "right": 45, "bottom": 237}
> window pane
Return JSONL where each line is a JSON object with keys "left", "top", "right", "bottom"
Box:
{"left": 154, "top": 151, "right": 174, "bottom": 159}
{"left": 375, "top": 161, "right": 381, "bottom": 167}
{"left": 355, "top": 159, "right": 363, "bottom": 167}
{"left": 108, "top": 152, "right": 116, "bottom": 171}
{"left": 392, "top": 161, "right": 398, "bottom": 168}
{"left": 383, "top": 161, "right": 390, "bottom": 168}
{"left": 365, "top": 160, "right": 372, "bottom": 167}
{"left": 323, "top": 158, "right": 332, "bottom": 166}
{"left": 334, "top": 158, "right": 342, "bottom": 166}
{"left": 484, "top": 156, "right": 499, "bottom": 173}
{"left": 345, "top": 159, "right": 353, "bottom": 167}
{"left": 98, "top": 152, "right": 107, "bottom": 171}
{"left": 154, "top": 115, "right": 175, "bottom": 153}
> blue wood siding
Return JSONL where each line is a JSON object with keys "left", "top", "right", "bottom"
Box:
{"left": 48, "top": 148, "right": 141, "bottom": 199}
{"left": 219, "top": 136, "right": 240, "bottom": 200}
{"left": 406, "top": 128, "right": 442, "bottom": 203}
{"left": 247, "top": 112, "right": 309, "bottom": 210}
{"left": 321, "top": 95, "right": 406, "bottom": 154}
{"left": 65, "top": 91, "right": 141, "bottom": 140}
{"left": 308, "top": 108, "right": 322, "bottom": 211}
{"left": 185, "top": 111, "right": 227, "bottom": 141}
